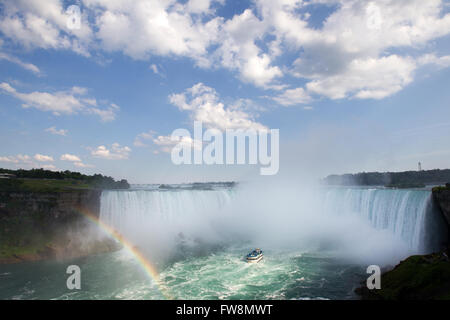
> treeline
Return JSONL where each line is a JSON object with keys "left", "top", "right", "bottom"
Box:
{"left": 0, "top": 168, "right": 130, "bottom": 190}
{"left": 323, "top": 169, "right": 450, "bottom": 187}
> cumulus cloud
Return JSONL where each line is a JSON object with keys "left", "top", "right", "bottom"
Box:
{"left": 0, "top": 153, "right": 55, "bottom": 168}
{"left": 84, "top": 0, "right": 222, "bottom": 64}
{"left": 272, "top": 87, "right": 312, "bottom": 106}
{"left": 134, "top": 129, "right": 202, "bottom": 153}
{"left": 134, "top": 130, "right": 157, "bottom": 147}
{"left": 418, "top": 53, "right": 450, "bottom": 69}
{"left": 34, "top": 154, "right": 54, "bottom": 162}
{"left": 264, "top": 0, "right": 450, "bottom": 102}
{"left": 306, "top": 55, "right": 416, "bottom": 100}
{"left": 0, "top": 0, "right": 93, "bottom": 56}
{"left": 0, "top": 155, "right": 31, "bottom": 164}
{"left": 45, "top": 126, "right": 68, "bottom": 136}
{"left": 1, "top": 0, "right": 450, "bottom": 100}
{"left": 0, "top": 82, "right": 119, "bottom": 121}
{"left": 169, "top": 82, "right": 268, "bottom": 131}
{"left": 74, "top": 162, "right": 94, "bottom": 168}
{"left": 60, "top": 153, "right": 93, "bottom": 168}
{"left": 215, "top": 9, "right": 282, "bottom": 88}
{"left": 152, "top": 134, "right": 202, "bottom": 154}
{"left": 145, "top": 82, "right": 269, "bottom": 154}
{"left": 91, "top": 143, "right": 131, "bottom": 160}
{"left": 60, "top": 154, "right": 81, "bottom": 162}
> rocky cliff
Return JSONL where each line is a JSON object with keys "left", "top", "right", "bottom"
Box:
{"left": 0, "top": 190, "right": 119, "bottom": 264}
{"left": 433, "top": 187, "right": 450, "bottom": 229}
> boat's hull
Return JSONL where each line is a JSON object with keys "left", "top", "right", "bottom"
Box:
{"left": 246, "top": 255, "right": 263, "bottom": 263}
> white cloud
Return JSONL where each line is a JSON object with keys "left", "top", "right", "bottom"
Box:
{"left": 60, "top": 154, "right": 81, "bottom": 162}
{"left": 0, "top": 153, "right": 58, "bottom": 169}
{"left": 87, "top": 103, "right": 120, "bottom": 122}
{"left": 418, "top": 53, "right": 450, "bottom": 69}
{"left": 153, "top": 134, "right": 202, "bottom": 154}
{"left": 91, "top": 143, "right": 131, "bottom": 160}
{"left": 84, "top": 0, "right": 222, "bottom": 64}
{"left": 0, "top": 82, "right": 119, "bottom": 121}
{"left": 0, "top": 156, "right": 21, "bottom": 164}
{"left": 0, "top": 0, "right": 449, "bottom": 100}
{"left": 134, "top": 130, "right": 202, "bottom": 154}
{"left": 0, "top": 0, "right": 93, "bottom": 56}
{"left": 74, "top": 162, "right": 94, "bottom": 168}
{"left": 45, "top": 126, "right": 68, "bottom": 136}
{"left": 262, "top": 0, "right": 450, "bottom": 100}
{"left": 306, "top": 55, "right": 416, "bottom": 99}
{"left": 149, "top": 64, "right": 159, "bottom": 75}
{"left": 150, "top": 64, "right": 159, "bottom": 74}
{"left": 134, "top": 129, "right": 202, "bottom": 153}
{"left": 134, "top": 130, "right": 156, "bottom": 147}
{"left": 169, "top": 82, "right": 268, "bottom": 131}
{"left": 214, "top": 9, "right": 282, "bottom": 88}
{"left": 34, "top": 154, "right": 54, "bottom": 162}
{"left": 0, "top": 52, "right": 41, "bottom": 74}
{"left": 186, "top": 0, "right": 222, "bottom": 15}
{"left": 272, "top": 87, "right": 311, "bottom": 106}
{"left": 306, "top": 55, "right": 416, "bottom": 100}
{"left": 60, "top": 153, "right": 94, "bottom": 167}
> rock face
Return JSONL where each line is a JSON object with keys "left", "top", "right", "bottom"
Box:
{"left": 433, "top": 188, "right": 450, "bottom": 228}
{"left": 0, "top": 190, "right": 119, "bottom": 264}
{"left": 0, "top": 189, "right": 101, "bottom": 219}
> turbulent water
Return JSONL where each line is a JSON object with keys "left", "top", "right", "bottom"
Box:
{"left": 0, "top": 184, "right": 446, "bottom": 300}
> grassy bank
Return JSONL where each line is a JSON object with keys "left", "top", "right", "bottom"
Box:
{"left": 356, "top": 251, "right": 450, "bottom": 300}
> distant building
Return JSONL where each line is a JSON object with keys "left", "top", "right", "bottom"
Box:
{"left": 418, "top": 162, "right": 422, "bottom": 171}
{"left": 0, "top": 173, "right": 16, "bottom": 179}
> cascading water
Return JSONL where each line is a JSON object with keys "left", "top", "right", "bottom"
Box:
{"left": 99, "top": 188, "right": 234, "bottom": 249}
{"left": 322, "top": 187, "right": 446, "bottom": 253}
{"left": 99, "top": 186, "right": 446, "bottom": 256}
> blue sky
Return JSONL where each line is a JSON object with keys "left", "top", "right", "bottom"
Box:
{"left": 1, "top": 0, "right": 450, "bottom": 183}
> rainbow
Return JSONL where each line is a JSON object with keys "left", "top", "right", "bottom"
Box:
{"left": 75, "top": 207, "right": 172, "bottom": 299}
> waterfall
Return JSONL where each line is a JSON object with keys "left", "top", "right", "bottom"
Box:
{"left": 99, "top": 189, "right": 233, "bottom": 241}
{"left": 99, "top": 186, "right": 446, "bottom": 256}
{"left": 322, "top": 187, "right": 445, "bottom": 252}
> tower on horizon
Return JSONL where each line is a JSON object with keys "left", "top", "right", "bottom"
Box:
{"left": 418, "top": 162, "right": 422, "bottom": 171}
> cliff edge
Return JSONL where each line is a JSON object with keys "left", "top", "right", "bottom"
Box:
{"left": 0, "top": 190, "right": 120, "bottom": 264}
{"left": 433, "top": 186, "right": 450, "bottom": 228}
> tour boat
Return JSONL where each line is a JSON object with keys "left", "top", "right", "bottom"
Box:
{"left": 246, "top": 248, "right": 263, "bottom": 263}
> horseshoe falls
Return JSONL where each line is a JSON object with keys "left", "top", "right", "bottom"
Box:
{"left": 99, "top": 186, "right": 445, "bottom": 257}
{"left": 1, "top": 185, "right": 447, "bottom": 300}
{"left": 322, "top": 188, "right": 445, "bottom": 253}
